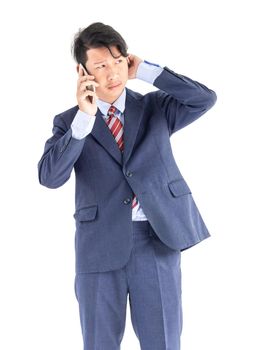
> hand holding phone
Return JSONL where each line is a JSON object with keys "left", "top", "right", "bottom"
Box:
{"left": 79, "top": 64, "right": 96, "bottom": 104}
{"left": 77, "top": 64, "right": 98, "bottom": 115}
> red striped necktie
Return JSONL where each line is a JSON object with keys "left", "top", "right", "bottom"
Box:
{"left": 106, "top": 106, "right": 138, "bottom": 209}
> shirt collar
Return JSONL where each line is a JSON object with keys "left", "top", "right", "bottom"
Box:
{"left": 97, "top": 88, "right": 126, "bottom": 117}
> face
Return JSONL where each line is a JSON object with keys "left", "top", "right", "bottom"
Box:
{"left": 85, "top": 46, "right": 129, "bottom": 104}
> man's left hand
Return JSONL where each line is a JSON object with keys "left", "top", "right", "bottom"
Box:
{"left": 127, "top": 54, "right": 143, "bottom": 79}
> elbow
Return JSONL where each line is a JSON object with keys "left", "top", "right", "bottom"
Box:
{"left": 39, "top": 177, "right": 61, "bottom": 189}
{"left": 206, "top": 89, "right": 217, "bottom": 110}
{"left": 38, "top": 170, "right": 69, "bottom": 189}
{"left": 38, "top": 171, "right": 60, "bottom": 189}
{"left": 38, "top": 162, "right": 68, "bottom": 189}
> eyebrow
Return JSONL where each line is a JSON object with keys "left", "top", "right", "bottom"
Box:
{"left": 94, "top": 60, "right": 106, "bottom": 65}
{"left": 93, "top": 56, "right": 123, "bottom": 65}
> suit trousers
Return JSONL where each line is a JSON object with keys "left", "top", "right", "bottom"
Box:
{"left": 74, "top": 221, "right": 182, "bottom": 350}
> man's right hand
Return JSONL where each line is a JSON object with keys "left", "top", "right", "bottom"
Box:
{"left": 76, "top": 65, "right": 99, "bottom": 115}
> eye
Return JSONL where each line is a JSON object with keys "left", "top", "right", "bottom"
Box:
{"left": 115, "top": 59, "right": 123, "bottom": 64}
{"left": 96, "top": 64, "right": 105, "bottom": 70}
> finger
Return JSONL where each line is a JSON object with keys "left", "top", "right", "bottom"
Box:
{"left": 79, "top": 90, "right": 97, "bottom": 100}
{"left": 79, "top": 81, "right": 99, "bottom": 91}
{"left": 127, "top": 54, "right": 135, "bottom": 68}
{"left": 80, "top": 90, "right": 98, "bottom": 104}
{"left": 77, "top": 75, "right": 95, "bottom": 87}
{"left": 79, "top": 75, "right": 95, "bottom": 81}
{"left": 90, "top": 93, "right": 98, "bottom": 104}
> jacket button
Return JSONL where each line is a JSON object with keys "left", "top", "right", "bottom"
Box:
{"left": 126, "top": 171, "right": 133, "bottom": 177}
{"left": 123, "top": 198, "right": 131, "bottom": 205}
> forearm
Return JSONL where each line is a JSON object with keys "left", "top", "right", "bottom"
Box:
{"left": 154, "top": 66, "right": 217, "bottom": 111}
{"left": 38, "top": 117, "right": 86, "bottom": 189}
{"left": 137, "top": 61, "right": 217, "bottom": 134}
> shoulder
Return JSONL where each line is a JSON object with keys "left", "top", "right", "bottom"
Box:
{"left": 53, "top": 105, "right": 79, "bottom": 127}
{"left": 126, "top": 87, "right": 160, "bottom": 106}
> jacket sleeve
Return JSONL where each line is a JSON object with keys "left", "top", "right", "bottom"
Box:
{"left": 154, "top": 66, "right": 217, "bottom": 135}
{"left": 38, "top": 114, "right": 86, "bottom": 189}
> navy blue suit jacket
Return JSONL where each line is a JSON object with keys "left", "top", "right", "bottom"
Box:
{"left": 38, "top": 66, "right": 217, "bottom": 273}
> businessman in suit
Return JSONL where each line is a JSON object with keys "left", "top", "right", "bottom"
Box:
{"left": 38, "top": 22, "right": 216, "bottom": 350}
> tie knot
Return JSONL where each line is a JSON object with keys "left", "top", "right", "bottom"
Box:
{"left": 108, "top": 105, "right": 116, "bottom": 117}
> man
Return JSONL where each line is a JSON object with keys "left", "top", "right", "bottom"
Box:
{"left": 38, "top": 22, "right": 216, "bottom": 350}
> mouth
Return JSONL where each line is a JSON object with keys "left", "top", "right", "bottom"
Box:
{"left": 107, "top": 82, "right": 122, "bottom": 90}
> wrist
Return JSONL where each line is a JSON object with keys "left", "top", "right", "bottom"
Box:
{"left": 136, "top": 61, "right": 163, "bottom": 84}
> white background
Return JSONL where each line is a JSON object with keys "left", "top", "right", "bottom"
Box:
{"left": 0, "top": 0, "right": 252, "bottom": 349}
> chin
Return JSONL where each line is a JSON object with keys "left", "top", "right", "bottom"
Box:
{"left": 98, "top": 86, "right": 125, "bottom": 103}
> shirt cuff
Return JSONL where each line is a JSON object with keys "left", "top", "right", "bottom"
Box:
{"left": 71, "top": 110, "right": 96, "bottom": 140}
{"left": 136, "top": 60, "right": 163, "bottom": 84}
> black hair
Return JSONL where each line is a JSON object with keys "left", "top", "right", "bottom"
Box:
{"left": 71, "top": 22, "right": 128, "bottom": 66}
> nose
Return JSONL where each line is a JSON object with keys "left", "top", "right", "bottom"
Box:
{"left": 107, "top": 66, "right": 119, "bottom": 81}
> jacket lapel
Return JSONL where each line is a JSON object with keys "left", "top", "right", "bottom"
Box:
{"left": 91, "top": 109, "right": 122, "bottom": 165}
{"left": 90, "top": 89, "right": 143, "bottom": 166}
{"left": 123, "top": 90, "right": 143, "bottom": 165}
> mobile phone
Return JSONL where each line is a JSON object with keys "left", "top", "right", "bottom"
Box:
{"left": 79, "top": 63, "right": 95, "bottom": 103}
